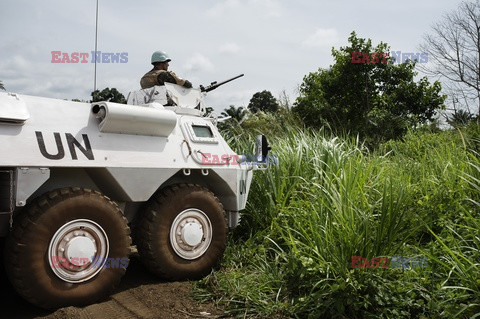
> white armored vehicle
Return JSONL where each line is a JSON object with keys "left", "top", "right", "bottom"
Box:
{"left": 0, "top": 76, "right": 270, "bottom": 308}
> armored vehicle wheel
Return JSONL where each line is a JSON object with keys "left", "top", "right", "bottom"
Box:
{"left": 4, "top": 188, "right": 131, "bottom": 309}
{"left": 136, "top": 184, "right": 227, "bottom": 280}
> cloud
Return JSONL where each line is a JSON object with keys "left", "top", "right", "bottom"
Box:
{"left": 249, "top": 0, "right": 282, "bottom": 18}
{"left": 206, "top": 89, "right": 255, "bottom": 112}
{"left": 183, "top": 53, "right": 214, "bottom": 73}
{"left": 207, "top": 0, "right": 282, "bottom": 18}
{"left": 0, "top": 54, "right": 99, "bottom": 100}
{"left": 206, "top": 0, "right": 241, "bottom": 16}
{"left": 302, "top": 28, "right": 339, "bottom": 48}
{"left": 219, "top": 42, "right": 241, "bottom": 54}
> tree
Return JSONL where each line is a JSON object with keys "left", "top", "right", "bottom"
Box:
{"left": 446, "top": 109, "right": 475, "bottom": 128}
{"left": 217, "top": 105, "right": 247, "bottom": 131}
{"left": 420, "top": 1, "right": 480, "bottom": 119}
{"left": 294, "top": 32, "right": 446, "bottom": 145}
{"left": 277, "top": 90, "right": 292, "bottom": 110}
{"left": 247, "top": 90, "right": 279, "bottom": 113}
{"left": 221, "top": 105, "right": 247, "bottom": 122}
{"left": 91, "top": 87, "right": 126, "bottom": 104}
{"left": 0, "top": 81, "right": 5, "bottom": 91}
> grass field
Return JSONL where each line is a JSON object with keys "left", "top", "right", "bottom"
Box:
{"left": 197, "top": 112, "right": 480, "bottom": 319}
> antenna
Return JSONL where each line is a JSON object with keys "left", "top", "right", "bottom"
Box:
{"left": 94, "top": 0, "right": 99, "bottom": 93}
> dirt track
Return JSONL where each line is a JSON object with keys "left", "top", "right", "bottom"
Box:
{"left": 0, "top": 257, "right": 225, "bottom": 319}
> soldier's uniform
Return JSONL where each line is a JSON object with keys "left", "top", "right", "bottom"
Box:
{"left": 140, "top": 69, "right": 191, "bottom": 89}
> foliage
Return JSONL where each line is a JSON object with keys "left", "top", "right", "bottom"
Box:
{"left": 211, "top": 89, "right": 291, "bottom": 134}
{"left": 217, "top": 105, "right": 248, "bottom": 131}
{"left": 196, "top": 111, "right": 480, "bottom": 318}
{"left": 219, "top": 107, "right": 303, "bottom": 141}
{"left": 0, "top": 81, "right": 5, "bottom": 91}
{"left": 220, "top": 105, "right": 247, "bottom": 121}
{"left": 91, "top": 87, "right": 126, "bottom": 104}
{"left": 420, "top": 0, "right": 480, "bottom": 117}
{"left": 293, "top": 32, "right": 446, "bottom": 146}
{"left": 447, "top": 109, "right": 476, "bottom": 128}
{"left": 278, "top": 90, "right": 292, "bottom": 110}
{"left": 248, "top": 90, "right": 280, "bottom": 114}
{"left": 464, "top": 121, "right": 480, "bottom": 153}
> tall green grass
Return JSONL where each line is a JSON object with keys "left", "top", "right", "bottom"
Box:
{"left": 196, "top": 114, "right": 480, "bottom": 318}
{"left": 419, "top": 157, "right": 480, "bottom": 317}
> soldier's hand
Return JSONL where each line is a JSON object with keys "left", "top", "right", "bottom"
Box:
{"left": 184, "top": 80, "right": 192, "bottom": 89}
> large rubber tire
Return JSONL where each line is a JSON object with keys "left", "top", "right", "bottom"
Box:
{"left": 4, "top": 188, "right": 131, "bottom": 309}
{"left": 136, "top": 184, "right": 227, "bottom": 280}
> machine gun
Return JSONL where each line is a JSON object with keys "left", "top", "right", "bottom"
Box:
{"left": 200, "top": 74, "right": 244, "bottom": 93}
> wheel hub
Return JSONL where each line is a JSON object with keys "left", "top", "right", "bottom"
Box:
{"left": 48, "top": 219, "right": 109, "bottom": 283}
{"left": 170, "top": 209, "right": 212, "bottom": 260}
{"left": 181, "top": 221, "right": 204, "bottom": 246}
{"left": 65, "top": 237, "right": 96, "bottom": 266}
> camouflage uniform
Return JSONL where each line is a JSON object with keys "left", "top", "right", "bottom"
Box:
{"left": 140, "top": 69, "right": 192, "bottom": 89}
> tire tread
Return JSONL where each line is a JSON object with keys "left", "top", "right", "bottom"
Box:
{"left": 4, "top": 187, "right": 132, "bottom": 309}
{"left": 135, "top": 184, "right": 226, "bottom": 280}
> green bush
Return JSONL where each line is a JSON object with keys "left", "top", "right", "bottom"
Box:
{"left": 196, "top": 111, "right": 480, "bottom": 318}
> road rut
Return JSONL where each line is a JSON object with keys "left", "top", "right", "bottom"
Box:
{"left": 1, "top": 258, "right": 224, "bottom": 319}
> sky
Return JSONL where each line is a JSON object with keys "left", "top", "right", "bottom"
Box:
{"left": 0, "top": 0, "right": 463, "bottom": 112}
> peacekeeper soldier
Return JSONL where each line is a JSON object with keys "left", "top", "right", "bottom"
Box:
{"left": 140, "top": 51, "right": 192, "bottom": 89}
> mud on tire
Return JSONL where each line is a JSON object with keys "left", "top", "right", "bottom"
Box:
{"left": 4, "top": 187, "right": 131, "bottom": 309}
{"left": 135, "top": 184, "right": 227, "bottom": 280}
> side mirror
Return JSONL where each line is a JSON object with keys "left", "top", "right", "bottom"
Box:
{"left": 255, "top": 135, "right": 271, "bottom": 163}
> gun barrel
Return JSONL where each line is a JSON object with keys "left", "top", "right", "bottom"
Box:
{"left": 219, "top": 74, "right": 244, "bottom": 86}
{"left": 202, "top": 74, "right": 244, "bottom": 92}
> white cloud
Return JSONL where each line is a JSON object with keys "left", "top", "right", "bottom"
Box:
{"left": 207, "top": 0, "right": 282, "bottom": 18}
{"left": 219, "top": 42, "right": 241, "bottom": 54}
{"left": 302, "top": 28, "right": 339, "bottom": 48}
{"left": 206, "top": 89, "right": 255, "bottom": 112}
{"left": 250, "top": 0, "right": 282, "bottom": 18}
{"left": 206, "top": 0, "right": 241, "bottom": 17}
{"left": 7, "top": 55, "right": 30, "bottom": 72}
{"left": 183, "top": 53, "right": 214, "bottom": 73}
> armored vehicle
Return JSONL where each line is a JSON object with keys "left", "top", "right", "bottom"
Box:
{"left": 0, "top": 76, "right": 269, "bottom": 308}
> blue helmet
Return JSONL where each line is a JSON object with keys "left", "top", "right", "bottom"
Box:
{"left": 151, "top": 51, "right": 171, "bottom": 64}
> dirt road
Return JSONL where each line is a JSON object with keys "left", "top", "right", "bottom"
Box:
{"left": 0, "top": 257, "right": 225, "bottom": 319}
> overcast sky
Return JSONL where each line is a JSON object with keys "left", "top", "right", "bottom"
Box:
{"left": 0, "top": 0, "right": 462, "bottom": 112}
